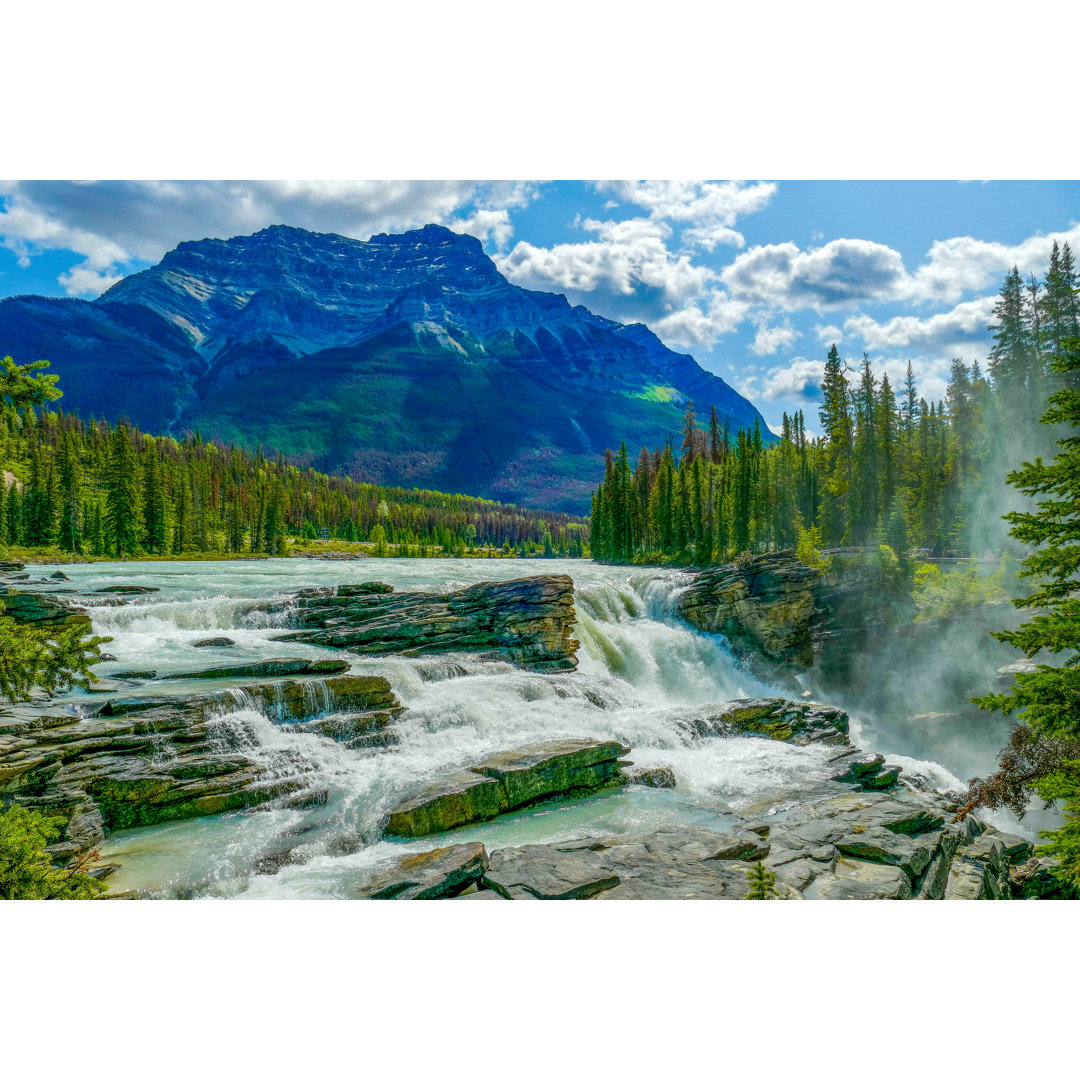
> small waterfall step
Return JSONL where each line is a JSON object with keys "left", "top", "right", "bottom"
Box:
{"left": 0, "top": 675, "right": 403, "bottom": 839}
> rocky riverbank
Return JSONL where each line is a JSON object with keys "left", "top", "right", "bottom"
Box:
{"left": 355, "top": 782, "right": 1067, "bottom": 900}
{"left": 0, "top": 675, "right": 401, "bottom": 848}
{"left": 3, "top": 559, "right": 1071, "bottom": 900}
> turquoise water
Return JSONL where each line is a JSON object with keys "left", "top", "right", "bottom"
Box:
{"left": 30, "top": 558, "right": 972, "bottom": 898}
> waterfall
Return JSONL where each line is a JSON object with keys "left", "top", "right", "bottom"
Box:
{"left": 60, "top": 556, "right": 990, "bottom": 897}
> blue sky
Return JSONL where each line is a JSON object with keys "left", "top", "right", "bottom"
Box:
{"left": 2, "top": 180, "right": 1077, "bottom": 434}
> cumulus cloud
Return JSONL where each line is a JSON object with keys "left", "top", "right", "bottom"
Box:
{"left": 721, "top": 238, "right": 910, "bottom": 308}
{"left": 739, "top": 356, "right": 827, "bottom": 402}
{"left": 653, "top": 290, "right": 749, "bottom": 348}
{"left": 843, "top": 295, "right": 996, "bottom": 353}
{"left": 815, "top": 323, "right": 843, "bottom": 345}
{"left": 597, "top": 180, "right": 776, "bottom": 231}
{"left": 750, "top": 317, "right": 799, "bottom": 356}
{"left": 595, "top": 180, "right": 776, "bottom": 251}
{"left": 496, "top": 183, "right": 779, "bottom": 347}
{"left": 57, "top": 263, "right": 123, "bottom": 297}
{"left": 0, "top": 180, "right": 534, "bottom": 295}
{"left": 910, "top": 222, "right": 1080, "bottom": 302}
{"left": 499, "top": 216, "right": 720, "bottom": 331}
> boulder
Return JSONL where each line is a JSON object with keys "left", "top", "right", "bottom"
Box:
{"left": 192, "top": 637, "right": 236, "bottom": 648}
{"left": 475, "top": 740, "right": 629, "bottom": 808}
{"left": 816, "top": 859, "right": 914, "bottom": 899}
{"left": 385, "top": 771, "right": 506, "bottom": 837}
{"left": 1009, "top": 856, "right": 1080, "bottom": 900}
{"left": 356, "top": 843, "right": 489, "bottom": 899}
{"left": 674, "top": 698, "right": 850, "bottom": 747}
{"left": 483, "top": 828, "right": 798, "bottom": 900}
{"left": 483, "top": 845, "right": 621, "bottom": 900}
{"left": 94, "top": 585, "right": 160, "bottom": 595}
{"left": 623, "top": 764, "right": 677, "bottom": 789}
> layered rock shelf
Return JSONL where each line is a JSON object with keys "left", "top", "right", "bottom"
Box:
{"left": 383, "top": 739, "right": 630, "bottom": 837}
{"left": 359, "top": 787, "right": 1061, "bottom": 900}
{"left": 269, "top": 574, "right": 579, "bottom": 672}
{"left": 0, "top": 675, "right": 401, "bottom": 835}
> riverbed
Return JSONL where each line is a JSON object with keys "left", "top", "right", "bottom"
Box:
{"left": 32, "top": 557, "right": 1002, "bottom": 898}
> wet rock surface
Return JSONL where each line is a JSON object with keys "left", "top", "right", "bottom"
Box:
{"left": 159, "top": 657, "right": 350, "bottom": 680}
{"left": 0, "top": 675, "right": 402, "bottom": 834}
{"left": 676, "top": 552, "right": 913, "bottom": 688}
{"left": 267, "top": 574, "right": 579, "bottom": 672}
{"left": 0, "top": 586, "right": 92, "bottom": 629}
{"left": 384, "top": 739, "right": 631, "bottom": 837}
{"left": 355, "top": 842, "right": 488, "bottom": 899}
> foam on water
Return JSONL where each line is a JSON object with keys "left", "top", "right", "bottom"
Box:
{"left": 40, "top": 557, "right": 978, "bottom": 896}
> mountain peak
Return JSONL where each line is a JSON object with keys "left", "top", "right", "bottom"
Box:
{"left": 0, "top": 222, "right": 773, "bottom": 511}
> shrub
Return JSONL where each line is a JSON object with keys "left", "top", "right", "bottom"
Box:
{"left": 0, "top": 804, "right": 106, "bottom": 899}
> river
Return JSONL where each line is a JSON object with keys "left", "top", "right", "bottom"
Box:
{"left": 34, "top": 557, "right": 1005, "bottom": 898}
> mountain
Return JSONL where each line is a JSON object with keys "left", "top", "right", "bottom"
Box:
{"left": 0, "top": 224, "right": 772, "bottom": 512}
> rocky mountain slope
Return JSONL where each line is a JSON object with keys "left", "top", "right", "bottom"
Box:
{"left": 0, "top": 224, "right": 771, "bottom": 512}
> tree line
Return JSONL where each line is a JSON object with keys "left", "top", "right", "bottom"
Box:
{"left": 0, "top": 362, "right": 589, "bottom": 560}
{"left": 591, "top": 243, "right": 1080, "bottom": 565}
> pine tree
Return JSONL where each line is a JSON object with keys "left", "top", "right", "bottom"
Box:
{"left": 21, "top": 444, "right": 56, "bottom": 547}
{"left": 172, "top": 474, "right": 189, "bottom": 555}
{"left": 141, "top": 442, "right": 170, "bottom": 554}
{"left": 818, "top": 345, "right": 853, "bottom": 544}
{"left": 56, "top": 429, "right": 83, "bottom": 553}
{"left": 745, "top": 861, "right": 779, "bottom": 899}
{"left": 966, "top": 338, "right": 1080, "bottom": 890}
{"left": 105, "top": 422, "right": 141, "bottom": 557}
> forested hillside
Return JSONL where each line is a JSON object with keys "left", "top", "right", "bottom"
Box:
{"left": 0, "top": 361, "right": 589, "bottom": 560}
{"left": 591, "top": 245, "right": 1080, "bottom": 564}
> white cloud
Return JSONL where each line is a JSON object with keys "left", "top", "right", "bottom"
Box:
{"left": 597, "top": 180, "right": 776, "bottom": 229}
{"left": 499, "top": 216, "right": 718, "bottom": 329}
{"left": 910, "top": 222, "right": 1080, "bottom": 302}
{"left": 653, "top": 290, "right": 749, "bottom": 348}
{"left": 815, "top": 323, "right": 843, "bottom": 344}
{"left": 741, "top": 356, "right": 827, "bottom": 402}
{"left": 57, "top": 263, "right": 123, "bottom": 297}
{"left": 750, "top": 318, "right": 799, "bottom": 356}
{"left": 713, "top": 221, "right": 1080, "bottom": 314}
{"left": 0, "top": 180, "right": 533, "bottom": 296}
{"left": 722, "top": 238, "right": 910, "bottom": 308}
{"left": 843, "top": 295, "right": 996, "bottom": 353}
{"left": 451, "top": 208, "right": 514, "bottom": 249}
{"left": 595, "top": 181, "right": 776, "bottom": 252}
{"left": 682, "top": 223, "right": 746, "bottom": 251}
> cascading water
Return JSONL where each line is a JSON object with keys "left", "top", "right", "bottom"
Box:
{"left": 42, "top": 557, "right": 987, "bottom": 898}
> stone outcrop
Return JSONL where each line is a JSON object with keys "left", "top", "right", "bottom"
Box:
{"left": 269, "top": 574, "right": 579, "bottom": 672}
{"left": 354, "top": 754, "right": 1054, "bottom": 900}
{"left": 0, "top": 586, "right": 92, "bottom": 630}
{"left": 0, "top": 674, "right": 401, "bottom": 835}
{"left": 676, "top": 551, "right": 913, "bottom": 688}
{"left": 383, "top": 739, "right": 630, "bottom": 837}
